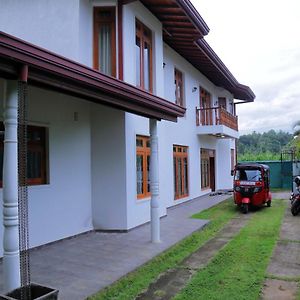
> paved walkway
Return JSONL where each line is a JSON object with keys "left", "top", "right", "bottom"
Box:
{"left": 261, "top": 191, "right": 300, "bottom": 300}
{"left": 0, "top": 193, "right": 231, "bottom": 300}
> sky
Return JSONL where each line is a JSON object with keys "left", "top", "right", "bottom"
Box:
{"left": 190, "top": 0, "right": 300, "bottom": 134}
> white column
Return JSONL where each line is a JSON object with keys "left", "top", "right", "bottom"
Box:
{"left": 3, "top": 80, "right": 20, "bottom": 292}
{"left": 149, "top": 119, "right": 160, "bottom": 243}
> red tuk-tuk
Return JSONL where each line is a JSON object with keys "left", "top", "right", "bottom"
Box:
{"left": 233, "top": 163, "right": 272, "bottom": 213}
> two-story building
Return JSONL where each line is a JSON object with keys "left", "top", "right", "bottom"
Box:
{"left": 0, "top": 0, "right": 254, "bottom": 292}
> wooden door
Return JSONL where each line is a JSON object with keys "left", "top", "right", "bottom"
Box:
{"left": 209, "top": 157, "right": 215, "bottom": 192}
{"left": 200, "top": 88, "right": 212, "bottom": 125}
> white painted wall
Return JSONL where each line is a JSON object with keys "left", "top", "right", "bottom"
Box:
{"left": 0, "top": 83, "right": 93, "bottom": 257}
{"left": 0, "top": 0, "right": 81, "bottom": 62}
{"left": 91, "top": 104, "right": 127, "bottom": 230}
{"left": 123, "top": 2, "right": 165, "bottom": 229}
{"left": 0, "top": 0, "right": 239, "bottom": 236}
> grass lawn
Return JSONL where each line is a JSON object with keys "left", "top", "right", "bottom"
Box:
{"left": 88, "top": 199, "right": 238, "bottom": 300}
{"left": 174, "top": 199, "right": 286, "bottom": 300}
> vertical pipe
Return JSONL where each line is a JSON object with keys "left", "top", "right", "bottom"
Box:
{"left": 149, "top": 118, "right": 160, "bottom": 243}
{"left": 3, "top": 80, "right": 20, "bottom": 292}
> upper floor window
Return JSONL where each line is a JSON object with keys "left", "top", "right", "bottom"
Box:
{"left": 175, "top": 69, "right": 184, "bottom": 107}
{"left": 136, "top": 20, "right": 153, "bottom": 92}
{"left": 199, "top": 87, "right": 212, "bottom": 125}
{"left": 93, "top": 7, "right": 116, "bottom": 77}
{"left": 218, "top": 97, "right": 226, "bottom": 109}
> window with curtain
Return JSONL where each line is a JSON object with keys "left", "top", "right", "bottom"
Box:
{"left": 136, "top": 20, "right": 153, "bottom": 92}
{"left": 136, "top": 135, "right": 151, "bottom": 199}
{"left": 173, "top": 145, "right": 189, "bottom": 200}
{"left": 93, "top": 7, "right": 116, "bottom": 77}
{"left": 0, "top": 123, "right": 48, "bottom": 187}
{"left": 175, "top": 69, "right": 184, "bottom": 107}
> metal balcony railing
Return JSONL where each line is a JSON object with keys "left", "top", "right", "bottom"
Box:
{"left": 196, "top": 106, "right": 238, "bottom": 131}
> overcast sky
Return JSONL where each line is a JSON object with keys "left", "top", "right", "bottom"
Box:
{"left": 191, "top": 0, "right": 300, "bottom": 134}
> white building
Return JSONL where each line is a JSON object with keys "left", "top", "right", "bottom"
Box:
{"left": 0, "top": 0, "right": 254, "bottom": 292}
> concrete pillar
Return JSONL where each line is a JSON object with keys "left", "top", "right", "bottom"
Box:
{"left": 3, "top": 80, "right": 20, "bottom": 292}
{"left": 149, "top": 119, "right": 160, "bottom": 243}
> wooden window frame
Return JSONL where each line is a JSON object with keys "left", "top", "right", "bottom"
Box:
{"left": 218, "top": 97, "right": 226, "bottom": 109}
{"left": 175, "top": 68, "right": 184, "bottom": 107}
{"left": 201, "top": 148, "right": 210, "bottom": 190}
{"left": 200, "top": 87, "right": 212, "bottom": 125}
{"left": 0, "top": 123, "right": 48, "bottom": 187}
{"left": 136, "top": 19, "right": 153, "bottom": 92}
{"left": 93, "top": 6, "right": 117, "bottom": 77}
{"left": 173, "top": 145, "right": 189, "bottom": 200}
{"left": 136, "top": 135, "right": 151, "bottom": 199}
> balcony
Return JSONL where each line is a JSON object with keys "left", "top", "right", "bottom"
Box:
{"left": 195, "top": 106, "right": 239, "bottom": 139}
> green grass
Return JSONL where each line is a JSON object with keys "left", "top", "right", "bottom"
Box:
{"left": 88, "top": 199, "right": 238, "bottom": 300}
{"left": 174, "top": 199, "right": 286, "bottom": 300}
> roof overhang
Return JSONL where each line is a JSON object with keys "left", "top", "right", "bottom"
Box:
{"left": 0, "top": 31, "right": 185, "bottom": 122}
{"left": 138, "top": 0, "right": 255, "bottom": 102}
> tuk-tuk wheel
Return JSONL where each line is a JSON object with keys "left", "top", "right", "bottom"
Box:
{"left": 267, "top": 200, "right": 271, "bottom": 207}
{"left": 241, "top": 203, "right": 248, "bottom": 214}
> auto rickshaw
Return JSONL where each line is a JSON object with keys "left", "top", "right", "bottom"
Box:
{"left": 233, "top": 163, "right": 272, "bottom": 213}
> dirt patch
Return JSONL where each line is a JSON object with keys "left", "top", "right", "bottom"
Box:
{"left": 261, "top": 279, "right": 298, "bottom": 300}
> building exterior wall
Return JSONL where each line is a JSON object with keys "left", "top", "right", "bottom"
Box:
{"left": 0, "top": 82, "right": 94, "bottom": 257}
{"left": 91, "top": 104, "right": 127, "bottom": 230}
{"left": 0, "top": 1, "right": 238, "bottom": 243}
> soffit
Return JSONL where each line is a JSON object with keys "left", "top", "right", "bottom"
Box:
{"left": 0, "top": 31, "right": 185, "bottom": 122}
{"left": 139, "top": 0, "right": 255, "bottom": 101}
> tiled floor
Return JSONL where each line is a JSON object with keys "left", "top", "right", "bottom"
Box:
{"left": 0, "top": 193, "right": 231, "bottom": 299}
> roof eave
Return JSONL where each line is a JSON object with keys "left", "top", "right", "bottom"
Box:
{"left": 0, "top": 31, "right": 185, "bottom": 122}
{"left": 175, "top": 0, "right": 210, "bottom": 36}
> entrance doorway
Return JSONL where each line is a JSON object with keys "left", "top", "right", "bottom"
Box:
{"left": 201, "top": 148, "right": 216, "bottom": 191}
{"left": 209, "top": 157, "right": 215, "bottom": 191}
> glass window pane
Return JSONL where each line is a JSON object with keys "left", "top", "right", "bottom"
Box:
{"left": 136, "top": 37, "right": 141, "bottom": 87}
{"left": 144, "top": 42, "right": 150, "bottom": 91}
{"left": 136, "top": 138, "right": 143, "bottom": 147}
{"left": 136, "top": 155, "right": 143, "bottom": 195}
{"left": 173, "top": 157, "right": 177, "bottom": 196}
{"left": 99, "top": 24, "right": 112, "bottom": 76}
{"left": 178, "top": 158, "right": 182, "bottom": 196}
{"left": 184, "top": 157, "right": 188, "bottom": 194}
{"left": 147, "top": 155, "right": 150, "bottom": 193}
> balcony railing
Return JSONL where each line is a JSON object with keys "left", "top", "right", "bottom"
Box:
{"left": 196, "top": 106, "right": 238, "bottom": 131}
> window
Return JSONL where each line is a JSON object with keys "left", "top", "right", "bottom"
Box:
{"left": 200, "top": 87, "right": 212, "bottom": 125}
{"left": 201, "top": 149, "right": 210, "bottom": 189}
{"left": 136, "top": 135, "right": 151, "bottom": 199}
{"left": 218, "top": 97, "right": 226, "bottom": 109}
{"left": 173, "top": 145, "right": 189, "bottom": 199}
{"left": 136, "top": 20, "right": 153, "bottom": 92}
{"left": 0, "top": 123, "right": 48, "bottom": 187}
{"left": 175, "top": 69, "right": 184, "bottom": 107}
{"left": 93, "top": 7, "right": 116, "bottom": 77}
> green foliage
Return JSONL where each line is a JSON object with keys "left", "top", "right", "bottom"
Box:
{"left": 238, "top": 130, "right": 293, "bottom": 162}
{"left": 88, "top": 199, "right": 237, "bottom": 300}
{"left": 174, "top": 199, "right": 286, "bottom": 300}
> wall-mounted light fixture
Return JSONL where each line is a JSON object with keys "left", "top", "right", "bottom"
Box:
{"left": 163, "top": 62, "right": 166, "bottom": 68}
{"left": 192, "top": 87, "right": 197, "bottom": 92}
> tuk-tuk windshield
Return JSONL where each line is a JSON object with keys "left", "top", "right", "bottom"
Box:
{"left": 235, "top": 168, "right": 262, "bottom": 182}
